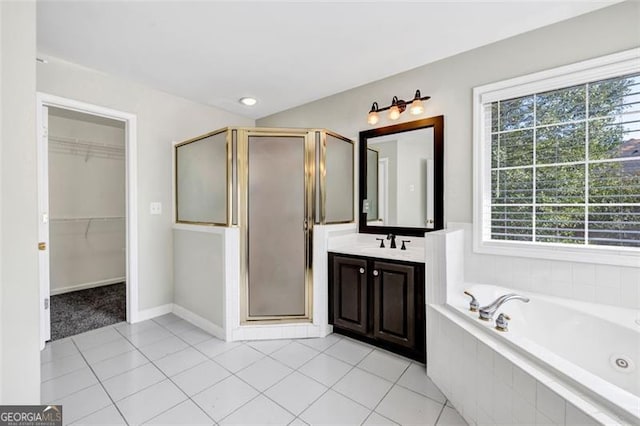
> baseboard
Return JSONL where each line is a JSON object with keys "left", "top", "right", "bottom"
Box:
{"left": 50, "top": 277, "right": 126, "bottom": 296}
{"left": 172, "top": 304, "right": 225, "bottom": 340}
{"left": 135, "top": 303, "right": 173, "bottom": 322}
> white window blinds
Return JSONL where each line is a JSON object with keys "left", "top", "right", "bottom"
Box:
{"left": 488, "top": 72, "right": 640, "bottom": 248}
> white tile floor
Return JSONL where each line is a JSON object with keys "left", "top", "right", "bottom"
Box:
{"left": 41, "top": 314, "right": 468, "bottom": 426}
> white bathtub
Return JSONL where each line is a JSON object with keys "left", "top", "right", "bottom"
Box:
{"left": 448, "top": 284, "right": 640, "bottom": 424}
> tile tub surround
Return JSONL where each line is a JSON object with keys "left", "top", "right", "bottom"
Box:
{"left": 425, "top": 228, "right": 639, "bottom": 426}
{"left": 427, "top": 305, "right": 629, "bottom": 426}
{"left": 41, "top": 314, "right": 466, "bottom": 425}
{"left": 449, "top": 222, "right": 640, "bottom": 310}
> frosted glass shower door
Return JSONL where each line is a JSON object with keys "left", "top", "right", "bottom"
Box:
{"left": 246, "top": 134, "right": 310, "bottom": 319}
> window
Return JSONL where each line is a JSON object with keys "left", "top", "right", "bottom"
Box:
{"left": 473, "top": 49, "right": 640, "bottom": 266}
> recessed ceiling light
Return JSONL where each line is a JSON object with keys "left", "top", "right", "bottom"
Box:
{"left": 239, "top": 97, "right": 257, "bottom": 106}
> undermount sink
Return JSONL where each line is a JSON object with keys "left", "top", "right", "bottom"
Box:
{"left": 360, "top": 247, "right": 420, "bottom": 257}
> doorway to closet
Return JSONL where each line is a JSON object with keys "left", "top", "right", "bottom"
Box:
{"left": 37, "top": 94, "right": 139, "bottom": 344}
{"left": 47, "top": 106, "right": 125, "bottom": 340}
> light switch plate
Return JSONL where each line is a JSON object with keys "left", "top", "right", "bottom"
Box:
{"left": 150, "top": 202, "right": 162, "bottom": 215}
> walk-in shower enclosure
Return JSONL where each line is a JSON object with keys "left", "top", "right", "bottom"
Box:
{"left": 175, "top": 127, "right": 354, "bottom": 323}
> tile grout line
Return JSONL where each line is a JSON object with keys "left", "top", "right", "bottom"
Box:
{"left": 358, "top": 355, "right": 412, "bottom": 425}
{"left": 40, "top": 332, "right": 117, "bottom": 395}
{"left": 40, "top": 354, "right": 87, "bottom": 384}
{"left": 321, "top": 339, "right": 445, "bottom": 424}
{"left": 143, "top": 315, "right": 282, "bottom": 425}
{"left": 151, "top": 316, "right": 303, "bottom": 425}
{"left": 42, "top": 324, "right": 152, "bottom": 385}
{"left": 267, "top": 339, "right": 375, "bottom": 424}
{"left": 276, "top": 336, "right": 430, "bottom": 425}
{"left": 433, "top": 400, "right": 449, "bottom": 426}
{"left": 216, "top": 342, "right": 332, "bottom": 423}
{"left": 248, "top": 338, "right": 351, "bottom": 425}
{"left": 41, "top": 329, "right": 128, "bottom": 381}
{"left": 214, "top": 336, "right": 358, "bottom": 424}
{"left": 113, "top": 322, "right": 220, "bottom": 426}
{"left": 68, "top": 334, "right": 131, "bottom": 426}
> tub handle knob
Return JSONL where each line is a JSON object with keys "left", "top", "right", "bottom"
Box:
{"left": 495, "top": 313, "right": 511, "bottom": 332}
{"left": 464, "top": 291, "right": 479, "bottom": 312}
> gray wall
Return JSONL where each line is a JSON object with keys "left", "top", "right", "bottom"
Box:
{"left": 37, "top": 57, "right": 254, "bottom": 314}
{"left": 258, "top": 1, "right": 640, "bottom": 225}
{"left": 1, "top": 1, "right": 40, "bottom": 403}
{"left": 173, "top": 229, "right": 224, "bottom": 327}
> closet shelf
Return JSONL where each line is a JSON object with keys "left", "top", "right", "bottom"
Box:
{"left": 50, "top": 216, "right": 125, "bottom": 222}
{"left": 49, "top": 135, "right": 125, "bottom": 160}
{"left": 50, "top": 216, "right": 125, "bottom": 239}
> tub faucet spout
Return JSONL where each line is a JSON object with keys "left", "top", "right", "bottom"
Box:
{"left": 479, "top": 293, "right": 529, "bottom": 321}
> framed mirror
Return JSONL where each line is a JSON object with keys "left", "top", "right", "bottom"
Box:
{"left": 358, "top": 116, "right": 444, "bottom": 237}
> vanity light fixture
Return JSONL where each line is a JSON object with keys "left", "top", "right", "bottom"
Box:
{"left": 239, "top": 97, "right": 257, "bottom": 106}
{"left": 366, "top": 90, "right": 430, "bottom": 124}
{"left": 367, "top": 102, "right": 380, "bottom": 125}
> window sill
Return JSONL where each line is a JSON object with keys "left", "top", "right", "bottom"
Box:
{"left": 472, "top": 238, "right": 639, "bottom": 267}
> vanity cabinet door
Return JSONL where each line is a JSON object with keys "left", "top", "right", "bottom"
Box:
{"left": 332, "top": 256, "right": 369, "bottom": 335}
{"left": 372, "top": 260, "right": 416, "bottom": 350}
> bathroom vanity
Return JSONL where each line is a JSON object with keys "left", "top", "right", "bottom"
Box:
{"left": 324, "top": 115, "right": 445, "bottom": 362}
{"left": 328, "top": 251, "right": 425, "bottom": 362}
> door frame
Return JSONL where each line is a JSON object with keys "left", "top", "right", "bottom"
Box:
{"left": 238, "top": 128, "right": 315, "bottom": 323}
{"left": 377, "top": 157, "right": 388, "bottom": 223}
{"left": 36, "top": 93, "right": 139, "bottom": 348}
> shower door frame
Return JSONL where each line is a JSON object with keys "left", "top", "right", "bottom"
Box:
{"left": 174, "top": 128, "right": 232, "bottom": 227}
{"left": 238, "top": 128, "right": 315, "bottom": 323}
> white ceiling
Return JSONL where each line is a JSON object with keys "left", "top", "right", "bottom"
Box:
{"left": 37, "top": 1, "right": 621, "bottom": 119}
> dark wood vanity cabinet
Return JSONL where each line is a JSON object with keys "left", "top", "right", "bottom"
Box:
{"left": 329, "top": 253, "right": 425, "bottom": 362}
{"left": 331, "top": 256, "right": 369, "bottom": 335}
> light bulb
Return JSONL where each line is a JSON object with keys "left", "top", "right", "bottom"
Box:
{"left": 409, "top": 99, "right": 424, "bottom": 115}
{"left": 388, "top": 105, "right": 401, "bottom": 120}
{"left": 367, "top": 110, "right": 379, "bottom": 125}
{"left": 239, "top": 97, "right": 257, "bottom": 106}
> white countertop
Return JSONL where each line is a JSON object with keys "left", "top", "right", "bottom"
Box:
{"left": 328, "top": 233, "right": 425, "bottom": 263}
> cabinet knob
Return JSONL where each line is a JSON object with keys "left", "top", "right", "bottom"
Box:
{"left": 359, "top": 267, "right": 365, "bottom": 274}
{"left": 373, "top": 270, "right": 379, "bottom": 277}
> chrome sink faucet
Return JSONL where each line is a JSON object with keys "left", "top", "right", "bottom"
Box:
{"left": 479, "top": 293, "right": 530, "bottom": 321}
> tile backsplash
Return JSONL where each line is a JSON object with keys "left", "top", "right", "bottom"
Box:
{"left": 450, "top": 223, "right": 640, "bottom": 310}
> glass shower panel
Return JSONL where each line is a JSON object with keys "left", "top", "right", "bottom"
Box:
{"left": 176, "top": 132, "right": 227, "bottom": 224}
{"left": 247, "top": 135, "right": 306, "bottom": 317}
{"left": 325, "top": 135, "right": 354, "bottom": 223}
